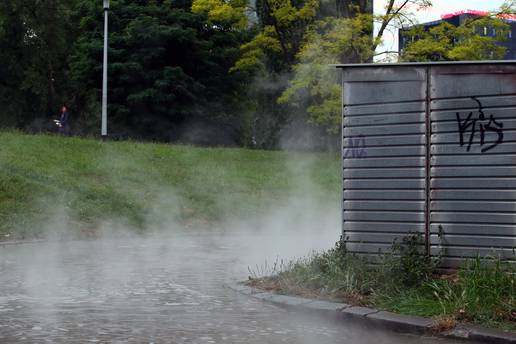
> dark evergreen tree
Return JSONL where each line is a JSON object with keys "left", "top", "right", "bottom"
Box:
{"left": 69, "top": 0, "right": 251, "bottom": 143}
{"left": 0, "top": 0, "right": 77, "bottom": 130}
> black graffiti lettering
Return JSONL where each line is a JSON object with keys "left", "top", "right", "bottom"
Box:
{"left": 481, "top": 115, "right": 504, "bottom": 153}
{"left": 456, "top": 112, "right": 477, "bottom": 152}
{"left": 456, "top": 97, "right": 504, "bottom": 153}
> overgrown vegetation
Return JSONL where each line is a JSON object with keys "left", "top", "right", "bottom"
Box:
{"left": 0, "top": 132, "right": 339, "bottom": 239}
{"left": 248, "top": 233, "right": 516, "bottom": 331}
{"left": 1, "top": 0, "right": 514, "bottom": 148}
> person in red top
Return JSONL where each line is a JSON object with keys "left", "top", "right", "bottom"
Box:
{"left": 54, "top": 105, "right": 70, "bottom": 135}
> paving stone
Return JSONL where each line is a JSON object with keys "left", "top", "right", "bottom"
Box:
{"left": 227, "top": 283, "right": 271, "bottom": 296}
{"left": 251, "top": 292, "right": 275, "bottom": 301}
{"left": 366, "top": 311, "right": 432, "bottom": 333}
{"left": 442, "top": 326, "right": 471, "bottom": 339}
{"left": 341, "top": 306, "right": 378, "bottom": 317}
{"left": 239, "top": 288, "right": 255, "bottom": 295}
{"left": 466, "top": 325, "right": 516, "bottom": 344}
{"left": 225, "top": 283, "right": 253, "bottom": 295}
{"left": 302, "top": 301, "right": 350, "bottom": 312}
{"left": 268, "top": 294, "right": 313, "bottom": 307}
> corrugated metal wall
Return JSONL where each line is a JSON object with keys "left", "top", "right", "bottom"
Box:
{"left": 340, "top": 62, "right": 516, "bottom": 267}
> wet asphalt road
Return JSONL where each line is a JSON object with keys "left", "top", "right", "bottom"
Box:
{"left": 0, "top": 230, "right": 475, "bottom": 344}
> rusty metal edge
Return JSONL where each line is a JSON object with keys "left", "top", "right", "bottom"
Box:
{"left": 333, "top": 61, "right": 516, "bottom": 68}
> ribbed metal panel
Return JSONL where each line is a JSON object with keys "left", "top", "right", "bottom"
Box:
{"left": 340, "top": 62, "right": 516, "bottom": 267}
{"left": 429, "top": 64, "right": 516, "bottom": 267}
{"left": 342, "top": 66, "right": 427, "bottom": 255}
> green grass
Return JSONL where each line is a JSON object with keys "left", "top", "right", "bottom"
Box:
{"left": 249, "top": 236, "right": 516, "bottom": 332}
{"left": 372, "top": 258, "right": 516, "bottom": 331}
{"left": 0, "top": 131, "right": 340, "bottom": 239}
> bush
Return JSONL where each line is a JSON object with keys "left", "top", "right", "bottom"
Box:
{"left": 381, "top": 232, "right": 439, "bottom": 289}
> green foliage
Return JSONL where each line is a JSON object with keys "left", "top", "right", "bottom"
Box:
{"left": 231, "top": 26, "right": 284, "bottom": 73}
{"left": 385, "top": 232, "right": 438, "bottom": 288}
{"left": 192, "top": 0, "right": 249, "bottom": 28}
{"left": 281, "top": 1, "right": 514, "bottom": 135}
{"left": 241, "top": 0, "right": 320, "bottom": 72}
{"left": 0, "top": 0, "right": 513, "bottom": 148}
{"left": 69, "top": 0, "right": 251, "bottom": 142}
{"left": 193, "top": 0, "right": 326, "bottom": 77}
{"left": 0, "top": 0, "right": 253, "bottom": 144}
{"left": 279, "top": 15, "right": 374, "bottom": 133}
{"left": 257, "top": 238, "right": 372, "bottom": 300}
{"left": 279, "top": 0, "right": 434, "bottom": 134}
{"left": 401, "top": 17, "right": 510, "bottom": 62}
{"left": 425, "top": 258, "right": 516, "bottom": 327}
{"left": 0, "top": 0, "right": 78, "bottom": 128}
{"left": 256, "top": 233, "right": 516, "bottom": 331}
{"left": 192, "top": 0, "right": 377, "bottom": 147}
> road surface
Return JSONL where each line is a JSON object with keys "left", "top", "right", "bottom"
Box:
{"left": 0, "top": 229, "right": 476, "bottom": 343}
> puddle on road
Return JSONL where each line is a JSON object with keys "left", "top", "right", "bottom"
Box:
{"left": 0, "top": 231, "right": 472, "bottom": 343}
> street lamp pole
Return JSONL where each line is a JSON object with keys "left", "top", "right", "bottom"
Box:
{"left": 101, "top": 0, "right": 110, "bottom": 138}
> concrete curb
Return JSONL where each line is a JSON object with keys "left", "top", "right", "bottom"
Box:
{"left": 224, "top": 283, "right": 516, "bottom": 344}
{"left": 0, "top": 239, "right": 45, "bottom": 247}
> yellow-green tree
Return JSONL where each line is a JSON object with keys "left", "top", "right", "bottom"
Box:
{"left": 194, "top": 0, "right": 328, "bottom": 73}
{"left": 279, "top": 0, "right": 432, "bottom": 134}
{"left": 401, "top": 17, "right": 510, "bottom": 62}
{"left": 280, "top": 1, "right": 514, "bottom": 134}
{"left": 192, "top": 0, "right": 375, "bottom": 147}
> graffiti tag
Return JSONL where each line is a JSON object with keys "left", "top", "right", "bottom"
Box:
{"left": 343, "top": 135, "right": 367, "bottom": 158}
{"left": 456, "top": 97, "right": 504, "bottom": 153}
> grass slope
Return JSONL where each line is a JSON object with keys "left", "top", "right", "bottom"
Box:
{"left": 0, "top": 132, "right": 339, "bottom": 239}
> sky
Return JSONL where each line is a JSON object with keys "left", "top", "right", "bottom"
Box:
{"left": 375, "top": 0, "right": 508, "bottom": 58}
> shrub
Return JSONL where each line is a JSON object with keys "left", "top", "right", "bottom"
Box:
{"left": 381, "top": 232, "right": 438, "bottom": 289}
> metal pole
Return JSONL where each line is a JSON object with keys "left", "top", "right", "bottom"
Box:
{"left": 101, "top": 4, "right": 109, "bottom": 138}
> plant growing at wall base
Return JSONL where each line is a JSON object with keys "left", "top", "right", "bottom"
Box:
{"left": 385, "top": 232, "right": 439, "bottom": 288}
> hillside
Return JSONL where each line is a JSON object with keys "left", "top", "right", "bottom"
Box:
{"left": 0, "top": 132, "right": 340, "bottom": 240}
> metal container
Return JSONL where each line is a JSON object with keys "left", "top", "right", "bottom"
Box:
{"left": 337, "top": 61, "right": 516, "bottom": 267}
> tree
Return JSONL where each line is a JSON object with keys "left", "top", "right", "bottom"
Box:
{"left": 69, "top": 0, "right": 251, "bottom": 143}
{"left": 193, "top": 0, "right": 376, "bottom": 148}
{"left": 401, "top": 17, "right": 511, "bottom": 61}
{"left": 0, "top": 0, "right": 77, "bottom": 129}
{"left": 278, "top": 15, "right": 373, "bottom": 133}
{"left": 279, "top": 0, "right": 431, "bottom": 134}
{"left": 279, "top": 1, "right": 514, "bottom": 135}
